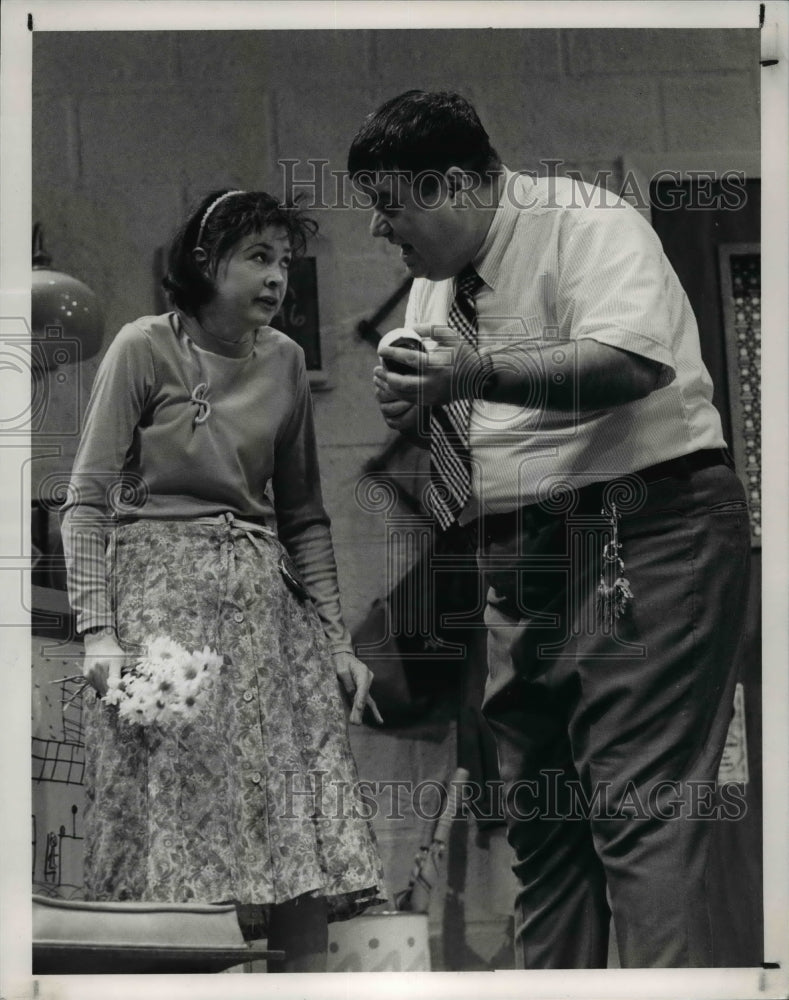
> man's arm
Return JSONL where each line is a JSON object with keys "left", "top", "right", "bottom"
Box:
{"left": 477, "top": 338, "right": 663, "bottom": 409}
{"left": 376, "top": 332, "right": 665, "bottom": 414}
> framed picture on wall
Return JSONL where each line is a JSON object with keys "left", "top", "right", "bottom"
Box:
{"left": 718, "top": 243, "right": 761, "bottom": 548}
{"left": 272, "top": 255, "right": 326, "bottom": 387}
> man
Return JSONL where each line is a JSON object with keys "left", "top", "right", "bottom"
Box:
{"left": 347, "top": 90, "right": 751, "bottom": 968}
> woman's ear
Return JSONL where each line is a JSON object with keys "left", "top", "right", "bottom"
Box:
{"left": 192, "top": 246, "right": 209, "bottom": 274}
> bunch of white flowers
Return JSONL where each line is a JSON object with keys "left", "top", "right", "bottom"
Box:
{"left": 103, "top": 636, "right": 223, "bottom": 728}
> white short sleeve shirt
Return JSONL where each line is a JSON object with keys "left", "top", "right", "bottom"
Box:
{"left": 406, "top": 169, "right": 726, "bottom": 516}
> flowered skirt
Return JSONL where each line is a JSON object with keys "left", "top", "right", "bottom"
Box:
{"left": 82, "top": 514, "right": 385, "bottom": 920}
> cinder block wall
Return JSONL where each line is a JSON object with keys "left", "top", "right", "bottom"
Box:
{"left": 32, "top": 27, "right": 759, "bottom": 969}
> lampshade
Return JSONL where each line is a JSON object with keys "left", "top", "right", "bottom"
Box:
{"left": 32, "top": 223, "right": 103, "bottom": 369}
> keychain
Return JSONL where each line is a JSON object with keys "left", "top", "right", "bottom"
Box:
{"left": 596, "top": 502, "right": 634, "bottom": 626}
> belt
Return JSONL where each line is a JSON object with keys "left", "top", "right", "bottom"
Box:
{"left": 476, "top": 448, "right": 733, "bottom": 543}
{"left": 114, "top": 511, "right": 273, "bottom": 531}
{"left": 630, "top": 447, "right": 733, "bottom": 484}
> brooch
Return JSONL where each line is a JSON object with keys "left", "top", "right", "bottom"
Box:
{"left": 190, "top": 382, "right": 211, "bottom": 427}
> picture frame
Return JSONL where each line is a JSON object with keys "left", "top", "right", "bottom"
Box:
{"left": 718, "top": 243, "right": 762, "bottom": 548}
{"left": 271, "top": 255, "right": 327, "bottom": 388}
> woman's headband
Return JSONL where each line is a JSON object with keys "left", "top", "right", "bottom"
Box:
{"left": 195, "top": 190, "right": 245, "bottom": 247}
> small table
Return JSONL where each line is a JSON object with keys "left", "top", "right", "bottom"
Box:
{"left": 33, "top": 942, "right": 283, "bottom": 975}
{"left": 32, "top": 895, "right": 283, "bottom": 974}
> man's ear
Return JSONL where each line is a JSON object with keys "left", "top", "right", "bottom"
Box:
{"left": 445, "top": 165, "right": 474, "bottom": 201}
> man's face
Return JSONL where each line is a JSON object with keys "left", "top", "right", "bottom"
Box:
{"left": 365, "top": 171, "right": 470, "bottom": 281}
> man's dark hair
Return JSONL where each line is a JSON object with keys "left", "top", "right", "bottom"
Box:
{"left": 162, "top": 189, "right": 317, "bottom": 314}
{"left": 347, "top": 90, "right": 501, "bottom": 184}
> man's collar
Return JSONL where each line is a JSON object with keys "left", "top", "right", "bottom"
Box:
{"left": 472, "top": 167, "right": 524, "bottom": 292}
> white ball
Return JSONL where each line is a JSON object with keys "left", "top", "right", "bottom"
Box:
{"left": 377, "top": 328, "right": 427, "bottom": 374}
{"left": 377, "top": 327, "right": 423, "bottom": 354}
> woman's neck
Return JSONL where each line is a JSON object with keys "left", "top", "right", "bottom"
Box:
{"left": 181, "top": 310, "right": 256, "bottom": 358}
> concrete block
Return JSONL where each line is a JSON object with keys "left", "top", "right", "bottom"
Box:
{"left": 554, "top": 158, "right": 624, "bottom": 192}
{"left": 317, "top": 444, "right": 393, "bottom": 543}
{"left": 333, "top": 537, "right": 390, "bottom": 635}
{"left": 311, "top": 301, "right": 405, "bottom": 450}
{"left": 329, "top": 487, "right": 432, "bottom": 631}
{"left": 272, "top": 85, "right": 382, "bottom": 178}
{"left": 33, "top": 95, "right": 80, "bottom": 185}
{"left": 565, "top": 28, "right": 757, "bottom": 77}
{"left": 78, "top": 88, "right": 275, "bottom": 187}
{"left": 174, "top": 30, "right": 369, "bottom": 94}
{"left": 107, "top": 182, "right": 184, "bottom": 261}
{"left": 180, "top": 94, "right": 282, "bottom": 207}
{"left": 312, "top": 248, "right": 410, "bottom": 359}
{"left": 372, "top": 29, "right": 561, "bottom": 86}
{"left": 479, "top": 77, "right": 661, "bottom": 163}
{"left": 311, "top": 347, "right": 392, "bottom": 446}
{"left": 33, "top": 31, "right": 180, "bottom": 95}
{"left": 662, "top": 74, "right": 759, "bottom": 151}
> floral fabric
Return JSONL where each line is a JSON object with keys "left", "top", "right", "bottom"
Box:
{"left": 83, "top": 515, "right": 385, "bottom": 919}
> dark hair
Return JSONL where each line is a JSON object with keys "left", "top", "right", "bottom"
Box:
{"left": 162, "top": 189, "right": 318, "bottom": 313}
{"left": 347, "top": 90, "right": 501, "bottom": 183}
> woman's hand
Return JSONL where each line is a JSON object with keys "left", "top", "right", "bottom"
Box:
{"left": 82, "top": 631, "right": 127, "bottom": 697}
{"left": 333, "top": 651, "right": 383, "bottom": 726}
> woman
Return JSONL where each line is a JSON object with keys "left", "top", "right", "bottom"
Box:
{"left": 60, "top": 189, "right": 386, "bottom": 971}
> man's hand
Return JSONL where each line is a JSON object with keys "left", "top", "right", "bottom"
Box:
{"left": 372, "top": 370, "right": 421, "bottom": 432}
{"left": 376, "top": 323, "right": 479, "bottom": 408}
{"left": 82, "top": 632, "right": 128, "bottom": 697}
{"left": 333, "top": 651, "right": 384, "bottom": 726}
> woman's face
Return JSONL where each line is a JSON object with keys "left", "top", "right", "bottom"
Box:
{"left": 207, "top": 226, "right": 292, "bottom": 333}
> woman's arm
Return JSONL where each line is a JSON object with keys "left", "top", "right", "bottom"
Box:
{"left": 271, "top": 350, "right": 381, "bottom": 723}
{"left": 271, "top": 350, "right": 352, "bottom": 654}
{"left": 60, "top": 323, "right": 152, "bottom": 638}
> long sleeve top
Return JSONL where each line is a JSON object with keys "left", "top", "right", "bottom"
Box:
{"left": 60, "top": 311, "right": 353, "bottom": 654}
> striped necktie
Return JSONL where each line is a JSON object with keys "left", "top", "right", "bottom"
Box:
{"left": 428, "top": 265, "right": 484, "bottom": 530}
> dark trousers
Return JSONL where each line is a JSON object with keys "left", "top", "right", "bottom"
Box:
{"left": 477, "top": 456, "right": 751, "bottom": 968}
